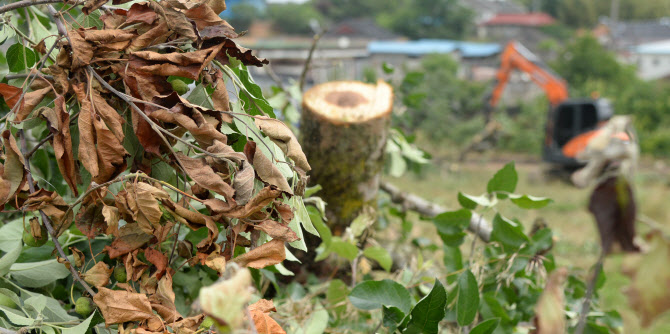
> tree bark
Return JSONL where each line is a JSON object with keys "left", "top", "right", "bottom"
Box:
{"left": 301, "top": 80, "right": 393, "bottom": 235}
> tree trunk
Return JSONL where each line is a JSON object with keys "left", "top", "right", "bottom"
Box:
{"left": 301, "top": 80, "right": 393, "bottom": 235}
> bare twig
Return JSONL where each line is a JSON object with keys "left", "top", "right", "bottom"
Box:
{"left": 0, "top": 327, "right": 17, "bottom": 334}
{"left": 5, "top": 74, "right": 54, "bottom": 82}
{"left": 575, "top": 252, "right": 606, "bottom": 334}
{"left": 0, "top": 0, "right": 64, "bottom": 15}
{"left": 17, "top": 130, "right": 97, "bottom": 297}
{"left": 380, "top": 181, "right": 492, "bottom": 242}
{"left": 25, "top": 133, "right": 54, "bottom": 159}
{"left": 299, "top": 30, "right": 326, "bottom": 91}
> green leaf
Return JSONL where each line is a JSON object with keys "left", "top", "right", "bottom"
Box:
{"left": 186, "top": 83, "right": 213, "bottom": 109}
{"left": 457, "top": 192, "right": 478, "bottom": 209}
{"left": 486, "top": 162, "right": 517, "bottom": 197}
{"left": 404, "top": 279, "right": 447, "bottom": 334}
{"left": 6, "top": 43, "right": 36, "bottom": 73}
{"left": 304, "top": 305, "right": 328, "bottom": 334}
{"left": 326, "top": 279, "right": 349, "bottom": 318}
{"left": 62, "top": 311, "right": 95, "bottom": 334}
{"left": 382, "top": 306, "right": 405, "bottom": 331}
{"left": 349, "top": 279, "right": 412, "bottom": 314}
{"left": 329, "top": 237, "right": 358, "bottom": 261}
{"left": 24, "top": 294, "right": 47, "bottom": 315}
{"left": 433, "top": 209, "right": 471, "bottom": 246}
{"left": 233, "top": 66, "right": 276, "bottom": 118}
{"left": 382, "top": 62, "right": 395, "bottom": 74}
{"left": 363, "top": 246, "right": 392, "bottom": 272}
{"left": 10, "top": 256, "right": 72, "bottom": 287}
{"left": 0, "top": 243, "right": 22, "bottom": 276}
{"left": 457, "top": 269, "right": 479, "bottom": 326}
{"left": 442, "top": 246, "right": 463, "bottom": 284}
{"left": 470, "top": 318, "right": 500, "bottom": 334}
{"left": 491, "top": 214, "right": 529, "bottom": 250}
{"left": 76, "top": 11, "right": 103, "bottom": 29}
{"left": 509, "top": 194, "right": 553, "bottom": 209}
{"left": 530, "top": 228, "right": 553, "bottom": 253}
{"left": 0, "top": 306, "right": 34, "bottom": 326}
{"left": 0, "top": 219, "right": 23, "bottom": 252}
{"left": 458, "top": 192, "right": 495, "bottom": 208}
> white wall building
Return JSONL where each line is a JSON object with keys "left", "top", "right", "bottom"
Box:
{"left": 631, "top": 39, "right": 670, "bottom": 80}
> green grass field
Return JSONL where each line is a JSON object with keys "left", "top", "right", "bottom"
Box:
{"left": 385, "top": 152, "right": 670, "bottom": 333}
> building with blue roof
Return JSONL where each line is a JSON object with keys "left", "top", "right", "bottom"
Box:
{"left": 367, "top": 39, "right": 501, "bottom": 58}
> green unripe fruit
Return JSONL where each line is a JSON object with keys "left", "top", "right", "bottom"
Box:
{"left": 171, "top": 79, "right": 189, "bottom": 95}
{"left": 22, "top": 221, "right": 48, "bottom": 247}
{"left": 0, "top": 294, "right": 17, "bottom": 309}
{"left": 200, "top": 316, "right": 215, "bottom": 329}
{"left": 75, "top": 297, "right": 94, "bottom": 317}
{"left": 114, "top": 266, "right": 127, "bottom": 283}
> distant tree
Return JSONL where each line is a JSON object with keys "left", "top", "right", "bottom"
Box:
{"left": 378, "top": 0, "right": 474, "bottom": 39}
{"left": 552, "top": 34, "right": 635, "bottom": 89}
{"left": 267, "top": 3, "right": 323, "bottom": 35}
{"left": 311, "top": 0, "right": 388, "bottom": 21}
{"left": 227, "top": 3, "right": 262, "bottom": 32}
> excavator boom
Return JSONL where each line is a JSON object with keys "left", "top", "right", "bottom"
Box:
{"left": 489, "top": 42, "right": 569, "bottom": 108}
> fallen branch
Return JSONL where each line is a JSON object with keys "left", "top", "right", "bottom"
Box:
{"left": 380, "top": 181, "right": 492, "bottom": 242}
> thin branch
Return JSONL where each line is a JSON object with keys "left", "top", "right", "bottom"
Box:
{"left": 0, "top": 327, "right": 17, "bottom": 334}
{"left": 17, "top": 130, "right": 97, "bottom": 297}
{"left": 0, "top": 0, "right": 64, "bottom": 15}
{"left": 380, "top": 181, "right": 492, "bottom": 242}
{"left": 5, "top": 74, "right": 54, "bottom": 81}
{"left": 575, "top": 252, "right": 606, "bottom": 334}
{"left": 24, "top": 133, "right": 54, "bottom": 159}
{"left": 299, "top": 30, "right": 326, "bottom": 91}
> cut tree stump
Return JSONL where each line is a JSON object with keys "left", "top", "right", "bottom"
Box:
{"left": 301, "top": 80, "right": 393, "bottom": 235}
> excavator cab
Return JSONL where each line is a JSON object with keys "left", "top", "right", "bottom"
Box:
{"left": 544, "top": 98, "right": 614, "bottom": 166}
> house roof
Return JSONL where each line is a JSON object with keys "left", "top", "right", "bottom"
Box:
{"left": 607, "top": 18, "right": 670, "bottom": 49}
{"left": 481, "top": 13, "right": 556, "bottom": 26}
{"left": 368, "top": 39, "right": 501, "bottom": 58}
{"left": 634, "top": 39, "right": 670, "bottom": 55}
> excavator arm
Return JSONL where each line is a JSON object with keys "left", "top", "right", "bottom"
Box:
{"left": 488, "top": 41, "right": 569, "bottom": 108}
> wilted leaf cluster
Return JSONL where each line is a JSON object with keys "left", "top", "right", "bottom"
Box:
{"left": 0, "top": 0, "right": 309, "bottom": 332}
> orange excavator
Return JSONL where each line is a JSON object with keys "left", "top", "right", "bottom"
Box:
{"left": 486, "top": 41, "right": 631, "bottom": 167}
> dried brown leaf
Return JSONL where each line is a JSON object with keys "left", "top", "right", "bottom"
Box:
{"left": 184, "top": 4, "right": 225, "bottom": 30}
{"left": 254, "top": 220, "right": 298, "bottom": 242}
{"left": 233, "top": 161, "right": 254, "bottom": 205}
{"left": 42, "top": 96, "right": 78, "bottom": 195}
{"left": 69, "top": 30, "right": 94, "bottom": 69}
{"left": 93, "top": 115, "right": 128, "bottom": 183}
{"left": 177, "top": 153, "right": 235, "bottom": 199}
{"left": 105, "top": 223, "right": 154, "bottom": 259}
{"left": 246, "top": 141, "right": 292, "bottom": 194}
{"left": 126, "top": 3, "right": 158, "bottom": 25}
{"left": 93, "top": 287, "right": 156, "bottom": 325}
{"left": 254, "top": 116, "right": 310, "bottom": 171}
{"left": 75, "top": 203, "right": 107, "bottom": 239}
{"left": 127, "top": 22, "right": 170, "bottom": 52}
{"left": 251, "top": 310, "right": 285, "bottom": 334}
{"left": 0, "top": 84, "right": 22, "bottom": 112}
{"left": 150, "top": 273, "right": 181, "bottom": 323}
{"left": 0, "top": 130, "right": 26, "bottom": 205}
{"left": 83, "top": 29, "right": 136, "bottom": 43}
{"left": 205, "top": 186, "right": 280, "bottom": 219}
{"left": 169, "top": 314, "right": 205, "bottom": 333}
{"left": 82, "top": 0, "right": 108, "bottom": 15}
{"left": 231, "top": 239, "right": 285, "bottom": 269}
{"left": 206, "top": 37, "right": 269, "bottom": 67}
{"left": 588, "top": 175, "right": 638, "bottom": 253}
{"left": 19, "top": 87, "right": 52, "bottom": 122}
{"left": 125, "top": 183, "right": 167, "bottom": 234}
{"left": 534, "top": 268, "right": 568, "bottom": 334}
{"left": 145, "top": 247, "right": 168, "bottom": 277}
{"left": 147, "top": 2, "right": 198, "bottom": 41}
{"left": 205, "top": 253, "right": 226, "bottom": 275}
{"left": 84, "top": 261, "right": 113, "bottom": 287}
{"left": 102, "top": 205, "right": 120, "bottom": 235}
{"left": 199, "top": 24, "right": 238, "bottom": 40}
{"left": 249, "top": 299, "right": 277, "bottom": 314}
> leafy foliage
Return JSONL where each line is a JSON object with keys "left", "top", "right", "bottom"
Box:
{"left": 0, "top": 1, "right": 309, "bottom": 332}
